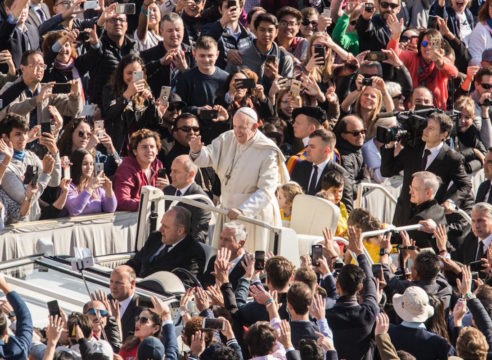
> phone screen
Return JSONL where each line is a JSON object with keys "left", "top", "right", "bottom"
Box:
{"left": 255, "top": 251, "right": 265, "bottom": 270}
{"left": 47, "top": 300, "right": 61, "bottom": 317}
{"left": 203, "top": 318, "right": 224, "bottom": 330}
{"left": 311, "top": 245, "right": 323, "bottom": 266}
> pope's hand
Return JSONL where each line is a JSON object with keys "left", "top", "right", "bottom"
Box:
{"left": 189, "top": 135, "right": 203, "bottom": 154}
{"left": 228, "top": 208, "right": 241, "bottom": 220}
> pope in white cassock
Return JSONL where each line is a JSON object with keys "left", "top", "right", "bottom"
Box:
{"left": 189, "top": 107, "right": 290, "bottom": 252}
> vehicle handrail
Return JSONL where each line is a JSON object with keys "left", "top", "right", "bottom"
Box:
{"left": 356, "top": 182, "right": 398, "bottom": 208}
{"left": 361, "top": 224, "right": 423, "bottom": 239}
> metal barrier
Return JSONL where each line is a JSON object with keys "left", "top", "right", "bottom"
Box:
{"left": 356, "top": 181, "right": 398, "bottom": 209}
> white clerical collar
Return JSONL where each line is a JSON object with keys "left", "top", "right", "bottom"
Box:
{"left": 302, "top": 137, "right": 309, "bottom": 147}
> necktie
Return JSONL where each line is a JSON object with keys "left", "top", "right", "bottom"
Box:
{"left": 478, "top": 241, "right": 485, "bottom": 260}
{"left": 176, "top": 189, "right": 182, "bottom": 196}
{"left": 36, "top": 8, "right": 46, "bottom": 23}
{"left": 422, "top": 149, "right": 431, "bottom": 170}
{"left": 308, "top": 164, "right": 318, "bottom": 195}
{"left": 151, "top": 245, "right": 170, "bottom": 262}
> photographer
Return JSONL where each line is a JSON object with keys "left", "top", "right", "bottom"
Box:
{"left": 380, "top": 112, "right": 471, "bottom": 226}
{"left": 470, "top": 68, "right": 492, "bottom": 149}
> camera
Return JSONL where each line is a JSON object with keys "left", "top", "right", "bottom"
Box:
{"left": 483, "top": 98, "right": 492, "bottom": 106}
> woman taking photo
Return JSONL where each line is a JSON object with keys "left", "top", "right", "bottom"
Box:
{"left": 135, "top": 0, "right": 163, "bottom": 51}
{"left": 57, "top": 118, "right": 120, "bottom": 177}
{"left": 341, "top": 75, "right": 394, "bottom": 139}
{"left": 387, "top": 19, "right": 458, "bottom": 109}
{"left": 119, "top": 308, "right": 162, "bottom": 359}
{"left": 103, "top": 54, "right": 161, "bottom": 155}
{"left": 64, "top": 148, "right": 117, "bottom": 217}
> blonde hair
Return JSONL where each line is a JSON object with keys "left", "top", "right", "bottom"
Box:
{"left": 303, "top": 32, "right": 333, "bottom": 83}
{"left": 457, "top": 327, "right": 489, "bottom": 360}
{"left": 455, "top": 96, "right": 475, "bottom": 118}
{"left": 354, "top": 86, "right": 383, "bottom": 138}
{"left": 278, "top": 182, "right": 304, "bottom": 207}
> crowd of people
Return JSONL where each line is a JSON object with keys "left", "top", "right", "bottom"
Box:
{"left": 2, "top": 0, "right": 492, "bottom": 357}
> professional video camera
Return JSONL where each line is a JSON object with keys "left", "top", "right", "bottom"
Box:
{"left": 375, "top": 107, "right": 460, "bottom": 148}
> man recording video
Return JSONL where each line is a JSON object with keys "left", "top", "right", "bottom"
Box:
{"left": 380, "top": 112, "right": 471, "bottom": 227}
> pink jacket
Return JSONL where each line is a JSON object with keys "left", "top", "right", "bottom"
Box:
{"left": 113, "top": 156, "right": 163, "bottom": 212}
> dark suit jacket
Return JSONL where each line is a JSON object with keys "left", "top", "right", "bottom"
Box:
{"left": 163, "top": 183, "right": 211, "bottom": 242}
{"left": 126, "top": 232, "right": 206, "bottom": 278}
{"left": 406, "top": 199, "right": 447, "bottom": 252}
{"left": 0, "top": 21, "right": 40, "bottom": 69}
{"left": 290, "top": 159, "right": 354, "bottom": 212}
{"left": 381, "top": 142, "right": 471, "bottom": 226}
{"left": 108, "top": 293, "right": 140, "bottom": 341}
{"left": 476, "top": 180, "right": 492, "bottom": 204}
{"left": 458, "top": 232, "right": 482, "bottom": 264}
{"left": 201, "top": 254, "right": 245, "bottom": 289}
{"left": 290, "top": 321, "right": 318, "bottom": 350}
{"left": 27, "top": 3, "right": 50, "bottom": 28}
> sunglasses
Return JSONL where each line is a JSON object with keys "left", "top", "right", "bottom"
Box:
{"left": 482, "top": 83, "right": 492, "bottom": 90}
{"left": 178, "top": 126, "right": 200, "bottom": 133}
{"left": 392, "top": 94, "right": 404, "bottom": 100}
{"left": 344, "top": 129, "right": 366, "bottom": 136}
{"left": 400, "top": 35, "right": 419, "bottom": 43}
{"left": 135, "top": 316, "right": 150, "bottom": 324}
{"left": 380, "top": 1, "right": 399, "bottom": 9}
{"left": 78, "top": 130, "right": 91, "bottom": 138}
{"left": 302, "top": 20, "right": 318, "bottom": 27}
{"left": 87, "top": 308, "right": 109, "bottom": 317}
{"left": 421, "top": 40, "right": 429, "bottom": 47}
{"left": 168, "top": 105, "right": 181, "bottom": 113}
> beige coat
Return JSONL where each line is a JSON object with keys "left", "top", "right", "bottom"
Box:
{"left": 192, "top": 130, "right": 289, "bottom": 252}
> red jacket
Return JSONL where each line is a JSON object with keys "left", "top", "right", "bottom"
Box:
{"left": 113, "top": 155, "right": 163, "bottom": 212}
{"left": 387, "top": 38, "right": 458, "bottom": 109}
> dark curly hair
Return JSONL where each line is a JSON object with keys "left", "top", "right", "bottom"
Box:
{"left": 110, "top": 54, "right": 147, "bottom": 98}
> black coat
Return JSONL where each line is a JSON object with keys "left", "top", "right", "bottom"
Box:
{"left": 163, "top": 182, "right": 211, "bottom": 242}
{"left": 126, "top": 232, "right": 205, "bottom": 278}
{"left": 406, "top": 199, "right": 447, "bottom": 252}
{"left": 458, "top": 231, "right": 486, "bottom": 264}
{"left": 336, "top": 136, "right": 364, "bottom": 204}
{"left": 201, "top": 254, "right": 246, "bottom": 289}
{"left": 0, "top": 20, "right": 39, "bottom": 70}
{"left": 381, "top": 141, "right": 471, "bottom": 226}
{"left": 290, "top": 159, "right": 354, "bottom": 212}
{"left": 111, "top": 293, "right": 140, "bottom": 340}
{"left": 476, "top": 180, "right": 492, "bottom": 204}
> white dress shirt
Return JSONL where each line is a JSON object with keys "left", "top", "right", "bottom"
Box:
{"left": 477, "top": 233, "right": 492, "bottom": 260}
{"left": 308, "top": 157, "right": 331, "bottom": 191}
{"left": 423, "top": 142, "right": 444, "bottom": 169}
{"left": 118, "top": 295, "right": 133, "bottom": 319}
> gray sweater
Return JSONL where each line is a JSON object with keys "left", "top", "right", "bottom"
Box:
{"left": 0, "top": 151, "right": 61, "bottom": 221}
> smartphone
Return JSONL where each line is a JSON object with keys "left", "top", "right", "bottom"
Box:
{"left": 31, "top": 171, "right": 38, "bottom": 186}
{"left": 81, "top": 104, "right": 96, "bottom": 117}
{"left": 23, "top": 165, "right": 34, "bottom": 185}
{"left": 362, "top": 77, "right": 373, "bottom": 86}
{"left": 255, "top": 250, "right": 265, "bottom": 271}
{"left": 133, "top": 71, "right": 144, "bottom": 82}
{"left": 227, "top": 0, "right": 236, "bottom": 7}
{"left": 63, "top": 164, "right": 71, "bottom": 180}
{"left": 365, "top": 51, "right": 387, "bottom": 61}
{"left": 116, "top": 3, "right": 136, "bottom": 14}
{"left": 157, "top": 168, "right": 167, "bottom": 178}
{"left": 94, "top": 162, "right": 104, "bottom": 176}
{"left": 235, "top": 78, "right": 255, "bottom": 89}
{"left": 265, "top": 55, "right": 277, "bottom": 65}
{"left": 372, "top": 264, "right": 382, "bottom": 279}
{"left": 137, "top": 296, "right": 153, "bottom": 308}
{"left": 428, "top": 15, "right": 438, "bottom": 29}
{"left": 202, "top": 318, "right": 225, "bottom": 330}
{"left": 52, "top": 83, "right": 71, "bottom": 94}
{"left": 160, "top": 86, "right": 171, "bottom": 103}
{"left": 322, "top": 7, "right": 330, "bottom": 17}
{"left": 314, "top": 44, "right": 326, "bottom": 64}
{"left": 311, "top": 244, "right": 323, "bottom": 266}
{"left": 364, "top": 2, "right": 374, "bottom": 12}
{"left": 290, "top": 79, "right": 302, "bottom": 98}
{"left": 47, "top": 300, "right": 61, "bottom": 317}
{"left": 76, "top": 31, "right": 90, "bottom": 43}
{"left": 430, "top": 36, "right": 441, "bottom": 50}
{"left": 200, "top": 109, "right": 219, "bottom": 120}
{"left": 469, "top": 260, "right": 483, "bottom": 272}
{"left": 94, "top": 120, "right": 104, "bottom": 138}
{"left": 41, "top": 121, "right": 52, "bottom": 135}
{"left": 83, "top": 0, "right": 98, "bottom": 9}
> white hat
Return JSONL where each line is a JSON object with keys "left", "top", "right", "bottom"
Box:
{"left": 234, "top": 107, "right": 258, "bottom": 123}
{"left": 393, "top": 286, "right": 434, "bottom": 323}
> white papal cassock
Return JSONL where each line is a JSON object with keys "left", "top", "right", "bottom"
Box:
{"left": 191, "top": 129, "right": 290, "bottom": 252}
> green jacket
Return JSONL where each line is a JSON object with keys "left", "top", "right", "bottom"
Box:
{"left": 332, "top": 13, "right": 359, "bottom": 55}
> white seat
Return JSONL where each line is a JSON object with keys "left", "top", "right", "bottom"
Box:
{"left": 289, "top": 195, "right": 340, "bottom": 257}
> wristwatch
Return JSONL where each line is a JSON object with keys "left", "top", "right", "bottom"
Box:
{"left": 379, "top": 248, "right": 390, "bottom": 256}
{"left": 8, "top": 311, "right": 15, "bottom": 319}
{"left": 464, "top": 292, "right": 475, "bottom": 301}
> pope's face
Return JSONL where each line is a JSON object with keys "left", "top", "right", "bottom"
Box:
{"left": 233, "top": 113, "right": 258, "bottom": 144}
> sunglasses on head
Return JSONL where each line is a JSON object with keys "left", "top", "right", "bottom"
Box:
{"left": 380, "top": 1, "right": 399, "bottom": 9}
{"left": 87, "top": 308, "right": 108, "bottom": 317}
{"left": 344, "top": 129, "right": 366, "bottom": 136}
{"left": 135, "top": 316, "right": 150, "bottom": 324}
{"left": 177, "top": 126, "right": 200, "bottom": 133}
{"left": 301, "top": 19, "right": 318, "bottom": 27}
{"left": 78, "top": 130, "right": 91, "bottom": 138}
{"left": 482, "top": 83, "right": 492, "bottom": 90}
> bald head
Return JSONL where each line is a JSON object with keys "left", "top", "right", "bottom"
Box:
{"left": 171, "top": 155, "right": 197, "bottom": 189}
{"left": 339, "top": 115, "right": 365, "bottom": 147}
{"left": 110, "top": 265, "right": 136, "bottom": 301}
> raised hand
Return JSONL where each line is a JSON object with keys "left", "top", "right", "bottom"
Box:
{"left": 374, "top": 312, "right": 390, "bottom": 336}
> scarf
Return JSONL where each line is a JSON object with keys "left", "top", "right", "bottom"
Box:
{"left": 417, "top": 56, "right": 437, "bottom": 86}
{"left": 54, "top": 57, "right": 85, "bottom": 102}
{"left": 13, "top": 150, "right": 24, "bottom": 162}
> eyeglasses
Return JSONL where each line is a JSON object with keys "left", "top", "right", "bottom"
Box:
{"left": 135, "top": 316, "right": 150, "bottom": 324}
{"left": 344, "top": 129, "right": 366, "bottom": 136}
{"left": 87, "top": 308, "right": 109, "bottom": 317}
{"left": 380, "top": 1, "right": 399, "bottom": 9}
{"left": 27, "top": 63, "right": 47, "bottom": 70}
{"left": 301, "top": 19, "right": 318, "bottom": 27}
{"left": 78, "top": 130, "right": 91, "bottom": 138}
{"left": 168, "top": 105, "right": 182, "bottom": 113}
{"left": 177, "top": 126, "right": 200, "bottom": 133}
{"left": 108, "top": 18, "right": 126, "bottom": 24}
{"left": 482, "top": 83, "right": 492, "bottom": 90}
{"left": 400, "top": 35, "right": 419, "bottom": 43}
{"left": 279, "top": 20, "right": 299, "bottom": 27}
{"left": 392, "top": 94, "right": 404, "bottom": 101}
{"left": 55, "top": 0, "right": 72, "bottom": 6}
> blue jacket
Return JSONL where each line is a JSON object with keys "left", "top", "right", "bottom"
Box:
{"left": 0, "top": 291, "right": 32, "bottom": 359}
{"left": 161, "top": 322, "right": 178, "bottom": 360}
